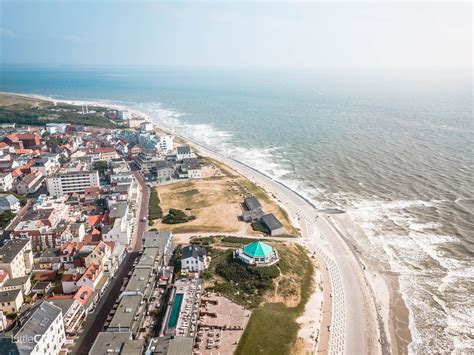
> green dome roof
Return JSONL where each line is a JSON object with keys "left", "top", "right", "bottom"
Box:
{"left": 243, "top": 241, "right": 273, "bottom": 258}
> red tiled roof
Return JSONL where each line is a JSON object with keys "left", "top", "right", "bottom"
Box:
{"left": 88, "top": 215, "right": 103, "bottom": 228}
{"left": 73, "top": 285, "right": 94, "bottom": 306}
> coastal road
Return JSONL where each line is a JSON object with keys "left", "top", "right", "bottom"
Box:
{"left": 72, "top": 166, "right": 149, "bottom": 354}
{"left": 189, "top": 142, "right": 381, "bottom": 354}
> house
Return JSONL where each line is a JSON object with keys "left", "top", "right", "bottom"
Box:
{"left": 76, "top": 264, "right": 107, "bottom": 293}
{"left": 16, "top": 170, "right": 44, "bottom": 195}
{"left": 260, "top": 213, "right": 285, "bottom": 236}
{"left": 59, "top": 242, "right": 82, "bottom": 269}
{"left": 61, "top": 267, "right": 85, "bottom": 294}
{"left": 32, "top": 281, "right": 53, "bottom": 295}
{"left": 241, "top": 195, "right": 264, "bottom": 222}
{"left": 102, "top": 202, "right": 132, "bottom": 246}
{"left": 73, "top": 285, "right": 96, "bottom": 313}
{"left": 0, "top": 172, "right": 13, "bottom": 191}
{"left": 0, "top": 275, "right": 32, "bottom": 295}
{"left": 176, "top": 146, "right": 196, "bottom": 161}
{"left": 0, "top": 194, "right": 21, "bottom": 213}
{"left": 178, "top": 158, "right": 202, "bottom": 179}
{"left": 14, "top": 301, "right": 65, "bottom": 355}
{"left": 181, "top": 244, "right": 207, "bottom": 272}
{"left": 152, "top": 160, "right": 175, "bottom": 182}
{"left": 0, "top": 239, "right": 33, "bottom": 278}
{"left": 36, "top": 248, "right": 61, "bottom": 270}
{"left": 80, "top": 242, "right": 112, "bottom": 271}
{"left": 234, "top": 241, "right": 279, "bottom": 267}
{"left": 0, "top": 288, "right": 24, "bottom": 313}
{"left": 95, "top": 147, "right": 119, "bottom": 161}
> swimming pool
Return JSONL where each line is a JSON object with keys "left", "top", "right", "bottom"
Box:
{"left": 167, "top": 293, "right": 184, "bottom": 329}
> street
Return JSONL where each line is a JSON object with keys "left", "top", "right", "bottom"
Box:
{"left": 72, "top": 165, "right": 150, "bottom": 354}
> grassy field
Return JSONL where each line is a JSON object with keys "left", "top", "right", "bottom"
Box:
{"left": 235, "top": 244, "right": 314, "bottom": 355}
{"left": 191, "top": 236, "right": 315, "bottom": 354}
{"left": 0, "top": 93, "right": 117, "bottom": 128}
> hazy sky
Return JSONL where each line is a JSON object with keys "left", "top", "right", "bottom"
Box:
{"left": 0, "top": 1, "right": 472, "bottom": 72}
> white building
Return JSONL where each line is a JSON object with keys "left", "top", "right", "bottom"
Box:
{"left": 118, "top": 110, "right": 132, "bottom": 120}
{"left": 180, "top": 244, "right": 207, "bottom": 273}
{"left": 45, "top": 123, "right": 69, "bottom": 134}
{"left": 46, "top": 163, "right": 100, "bottom": 196}
{"left": 102, "top": 202, "right": 132, "bottom": 245}
{"left": 176, "top": 146, "right": 196, "bottom": 161}
{"left": 0, "top": 172, "right": 13, "bottom": 192}
{"left": 0, "top": 194, "right": 21, "bottom": 213}
{"left": 0, "top": 239, "right": 33, "bottom": 279}
{"left": 14, "top": 301, "right": 66, "bottom": 355}
{"left": 140, "top": 122, "right": 154, "bottom": 132}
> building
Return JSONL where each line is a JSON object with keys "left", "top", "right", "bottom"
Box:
{"left": 46, "top": 162, "right": 100, "bottom": 195}
{"left": 140, "top": 122, "right": 154, "bottom": 132}
{"left": 107, "top": 294, "right": 143, "bottom": 333}
{"left": 14, "top": 301, "right": 66, "bottom": 355}
{"left": 118, "top": 110, "right": 132, "bottom": 120}
{"left": 152, "top": 161, "right": 175, "bottom": 182}
{"left": 47, "top": 298, "right": 86, "bottom": 336}
{"left": 45, "top": 123, "right": 69, "bottom": 134}
{"left": 16, "top": 170, "right": 44, "bottom": 195}
{"left": 0, "top": 288, "right": 24, "bottom": 313}
{"left": 0, "top": 172, "right": 13, "bottom": 191}
{"left": 0, "top": 239, "right": 33, "bottom": 279}
{"left": 0, "top": 194, "right": 20, "bottom": 213}
{"left": 142, "top": 230, "right": 173, "bottom": 266}
{"left": 176, "top": 146, "right": 196, "bottom": 161}
{"left": 180, "top": 244, "right": 207, "bottom": 272}
{"left": 178, "top": 158, "right": 202, "bottom": 179}
{"left": 241, "top": 195, "right": 264, "bottom": 222}
{"left": 102, "top": 202, "right": 132, "bottom": 246}
{"left": 76, "top": 264, "right": 106, "bottom": 293}
{"left": 260, "top": 213, "right": 285, "bottom": 236}
{"left": 89, "top": 332, "right": 141, "bottom": 355}
{"left": 31, "top": 158, "right": 59, "bottom": 176}
{"left": 234, "top": 241, "right": 279, "bottom": 267}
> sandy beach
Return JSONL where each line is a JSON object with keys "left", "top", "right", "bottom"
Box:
{"left": 7, "top": 92, "right": 412, "bottom": 354}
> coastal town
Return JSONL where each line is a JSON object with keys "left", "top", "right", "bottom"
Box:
{"left": 0, "top": 94, "right": 332, "bottom": 355}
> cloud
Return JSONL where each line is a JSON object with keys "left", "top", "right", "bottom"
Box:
{"left": 0, "top": 27, "right": 16, "bottom": 38}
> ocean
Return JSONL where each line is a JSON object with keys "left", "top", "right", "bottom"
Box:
{"left": 1, "top": 66, "right": 472, "bottom": 353}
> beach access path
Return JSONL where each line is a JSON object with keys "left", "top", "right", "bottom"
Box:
{"left": 186, "top": 141, "right": 382, "bottom": 354}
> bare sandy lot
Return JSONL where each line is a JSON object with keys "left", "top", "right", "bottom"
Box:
{"left": 153, "top": 160, "right": 298, "bottom": 236}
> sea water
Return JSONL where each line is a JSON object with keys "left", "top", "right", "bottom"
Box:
{"left": 1, "top": 66, "right": 472, "bottom": 353}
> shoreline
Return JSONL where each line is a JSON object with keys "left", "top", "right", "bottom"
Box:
{"left": 2, "top": 91, "right": 412, "bottom": 353}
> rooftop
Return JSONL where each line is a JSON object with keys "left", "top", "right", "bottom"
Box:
{"left": 108, "top": 295, "right": 142, "bottom": 329}
{"left": 109, "top": 201, "right": 128, "bottom": 219}
{"left": 0, "top": 239, "right": 30, "bottom": 263}
{"left": 244, "top": 195, "right": 262, "bottom": 211}
{"left": 243, "top": 241, "right": 274, "bottom": 258}
{"left": 89, "top": 331, "right": 132, "bottom": 354}
{"left": 14, "top": 301, "right": 62, "bottom": 353}
{"left": 0, "top": 288, "right": 21, "bottom": 302}
{"left": 181, "top": 244, "right": 206, "bottom": 260}
{"left": 260, "top": 213, "right": 284, "bottom": 231}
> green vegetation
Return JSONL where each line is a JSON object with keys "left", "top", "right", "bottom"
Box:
{"left": 251, "top": 220, "right": 270, "bottom": 234}
{"left": 162, "top": 208, "right": 195, "bottom": 224}
{"left": 0, "top": 211, "right": 15, "bottom": 229}
{"left": 212, "top": 252, "right": 279, "bottom": 308}
{"left": 0, "top": 105, "right": 117, "bottom": 128}
{"left": 93, "top": 161, "right": 108, "bottom": 175}
{"left": 190, "top": 236, "right": 314, "bottom": 354}
{"left": 148, "top": 190, "right": 163, "bottom": 220}
{"left": 236, "top": 244, "right": 315, "bottom": 355}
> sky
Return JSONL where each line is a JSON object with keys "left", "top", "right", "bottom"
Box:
{"left": 0, "top": 1, "right": 472, "bottom": 73}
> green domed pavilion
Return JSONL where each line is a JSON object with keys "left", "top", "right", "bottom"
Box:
{"left": 234, "top": 241, "right": 279, "bottom": 266}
